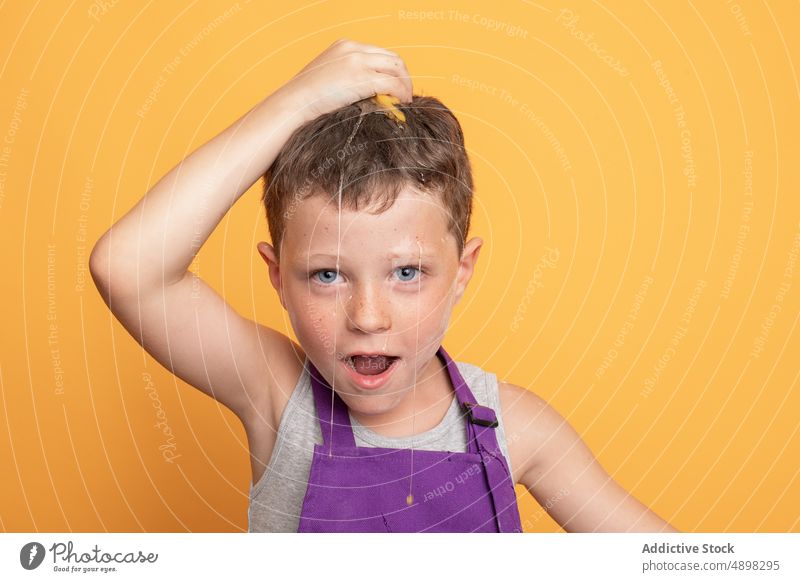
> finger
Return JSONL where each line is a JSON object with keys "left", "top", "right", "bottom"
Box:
{"left": 333, "top": 39, "right": 399, "bottom": 62}
{"left": 361, "top": 53, "right": 413, "bottom": 101}
{"left": 348, "top": 40, "right": 399, "bottom": 56}
{"left": 360, "top": 47, "right": 398, "bottom": 57}
{"left": 371, "top": 73, "right": 412, "bottom": 104}
{"left": 360, "top": 51, "right": 407, "bottom": 76}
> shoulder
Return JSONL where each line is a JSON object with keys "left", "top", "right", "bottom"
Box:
{"left": 496, "top": 380, "right": 564, "bottom": 441}
{"left": 496, "top": 381, "right": 578, "bottom": 483}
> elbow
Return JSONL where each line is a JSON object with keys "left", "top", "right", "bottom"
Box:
{"left": 89, "top": 238, "right": 106, "bottom": 279}
{"left": 89, "top": 235, "right": 115, "bottom": 301}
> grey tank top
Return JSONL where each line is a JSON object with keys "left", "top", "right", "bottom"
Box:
{"left": 248, "top": 357, "right": 514, "bottom": 532}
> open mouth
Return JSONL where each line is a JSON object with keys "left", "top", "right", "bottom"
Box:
{"left": 344, "top": 354, "right": 400, "bottom": 376}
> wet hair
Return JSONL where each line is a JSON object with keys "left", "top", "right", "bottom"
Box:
{"left": 261, "top": 95, "right": 474, "bottom": 261}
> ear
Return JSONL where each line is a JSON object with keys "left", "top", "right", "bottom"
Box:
{"left": 257, "top": 241, "right": 286, "bottom": 310}
{"left": 454, "top": 237, "right": 483, "bottom": 304}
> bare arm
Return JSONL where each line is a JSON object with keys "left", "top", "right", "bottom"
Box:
{"left": 89, "top": 89, "right": 307, "bottom": 422}
{"left": 91, "top": 90, "right": 304, "bottom": 291}
{"left": 501, "top": 383, "right": 680, "bottom": 532}
{"left": 89, "top": 39, "right": 413, "bottom": 423}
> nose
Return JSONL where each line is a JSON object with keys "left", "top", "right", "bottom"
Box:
{"left": 344, "top": 283, "right": 391, "bottom": 334}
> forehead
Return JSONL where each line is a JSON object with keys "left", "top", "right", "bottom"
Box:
{"left": 282, "top": 188, "right": 456, "bottom": 259}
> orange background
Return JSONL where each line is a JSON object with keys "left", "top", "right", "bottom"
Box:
{"left": 1, "top": 1, "right": 798, "bottom": 532}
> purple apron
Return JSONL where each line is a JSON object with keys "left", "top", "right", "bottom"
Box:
{"left": 297, "top": 346, "right": 523, "bottom": 533}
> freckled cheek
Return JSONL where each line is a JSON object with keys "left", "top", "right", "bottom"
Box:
{"left": 282, "top": 284, "right": 338, "bottom": 347}
{"left": 395, "top": 293, "right": 451, "bottom": 337}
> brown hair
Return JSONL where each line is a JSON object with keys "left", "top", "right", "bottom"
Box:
{"left": 261, "top": 95, "right": 474, "bottom": 261}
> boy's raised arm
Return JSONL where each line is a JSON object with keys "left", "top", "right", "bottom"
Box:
{"left": 91, "top": 90, "right": 305, "bottom": 292}
{"left": 89, "top": 39, "right": 412, "bottom": 423}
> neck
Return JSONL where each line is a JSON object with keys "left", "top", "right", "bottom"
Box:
{"left": 349, "top": 352, "right": 454, "bottom": 438}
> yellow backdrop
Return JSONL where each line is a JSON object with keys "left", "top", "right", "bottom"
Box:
{"left": 0, "top": 0, "right": 797, "bottom": 532}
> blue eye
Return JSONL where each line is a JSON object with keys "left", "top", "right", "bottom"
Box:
{"left": 312, "top": 269, "right": 340, "bottom": 285}
{"left": 396, "top": 266, "right": 420, "bottom": 282}
{"left": 310, "top": 267, "right": 423, "bottom": 286}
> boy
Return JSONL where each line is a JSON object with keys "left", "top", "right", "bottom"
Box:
{"left": 90, "top": 39, "right": 678, "bottom": 532}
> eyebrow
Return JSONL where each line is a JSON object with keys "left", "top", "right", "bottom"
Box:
{"left": 301, "top": 250, "right": 436, "bottom": 261}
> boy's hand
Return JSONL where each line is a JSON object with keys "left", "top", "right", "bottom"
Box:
{"left": 275, "top": 38, "right": 413, "bottom": 123}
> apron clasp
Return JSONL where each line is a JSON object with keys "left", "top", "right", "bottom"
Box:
{"left": 462, "top": 402, "right": 499, "bottom": 428}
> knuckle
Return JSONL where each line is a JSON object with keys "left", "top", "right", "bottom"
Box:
{"left": 344, "top": 52, "right": 361, "bottom": 67}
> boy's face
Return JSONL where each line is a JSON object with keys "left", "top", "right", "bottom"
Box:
{"left": 257, "top": 186, "right": 482, "bottom": 418}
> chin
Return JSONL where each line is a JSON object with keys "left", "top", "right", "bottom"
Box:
{"left": 336, "top": 389, "right": 403, "bottom": 417}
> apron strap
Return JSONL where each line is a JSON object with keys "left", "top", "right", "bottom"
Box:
{"left": 475, "top": 426, "right": 523, "bottom": 533}
{"left": 440, "top": 347, "right": 521, "bottom": 532}
{"left": 308, "top": 360, "right": 357, "bottom": 450}
{"left": 439, "top": 346, "right": 495, "bottom": 455}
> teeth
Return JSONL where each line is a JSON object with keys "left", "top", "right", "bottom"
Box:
{"left": 345, "top": 355, "right": 398, "bottom": 372}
